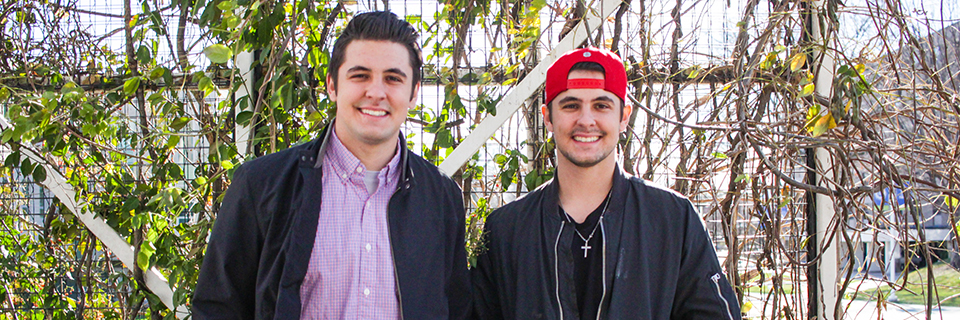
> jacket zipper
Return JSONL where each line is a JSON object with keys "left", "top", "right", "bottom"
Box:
{"left": 554, "top": 220, "right": 565, "bottom": 320}
{"left": 594, "top": 219, "right": 606, "bottom": 320}
{"left": 710, "top": 273, "right": 735, "bottom": 320}
{"left": 558, "top": 218, "right": 608, "bottom": 320}
{"left": 388, "top": 182, "right": 408, "bottom": 320}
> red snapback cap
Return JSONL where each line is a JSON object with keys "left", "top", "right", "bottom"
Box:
{"left": 545, "top": 47, "right": 627, "bottom": 104}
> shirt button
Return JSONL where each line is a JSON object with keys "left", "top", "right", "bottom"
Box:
{"left": 363, "top": 288, "right": 370, "bottom": 296}
{"left": 365, "top": 243, "right": 372, "bottom": 252}
{"left": 356, "top": 167, "right": 363, "bottom": 173}
{"left": 342, "top": 174, "right": 349, "bottom": 179}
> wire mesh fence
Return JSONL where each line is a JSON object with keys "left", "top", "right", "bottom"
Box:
{"left": 2, "top": 0, "right": 959, "bottom": 318}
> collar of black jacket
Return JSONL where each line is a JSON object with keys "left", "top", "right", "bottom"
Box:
{"left": 540, "top": 164, "right": 632, "bottom": 223}
{"left": 297, "top": 118, "right": 413, "bottom": 187}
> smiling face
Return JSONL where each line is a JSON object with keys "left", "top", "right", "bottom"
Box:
{"left": 328, "top": 40, "right": 419, "bottom": 153}
{"left": 542, "top": 69, "right": 631, "bottom": 168}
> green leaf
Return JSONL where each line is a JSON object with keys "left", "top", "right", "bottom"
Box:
{"left": 170, "top": 117, "right": 191, "bottom": 131}
{"left": 123, "top": 77, "right": 141, "bottom": 96}
{"left": 137, "top": 241, "right": 156, "bottom": 270}
{"left": 32, "top": 165, "right": 46, "bottom": 182}
{"left": 500, "top": 169, "right": 515, "bottom": 189}
{"left": 494, "top": 154, "right": 508, "bottom": 165}
{"left": 236, "top": 110, "right": 254, "bottom": 125}
{"left": 165, "top": 135, "right": 181, "bottom": 149}
{"left": 203, "top": 44, "right": 233, "bottom": 64}
{"left": 711, "top": 152, "right": 728, "bottom": 159}
{"left": 149, "top": 67, "right": 165, "bottom": 80}
{"left": 4, "top": 152, "right": 20, "bottom": 168}
{"left": 223, "top": 16, "right": 240, "bottom": 29}
{"left": 734, "top": 174, "right": 751, "bottom": 183}
{"left": 0, "top": 87, "right": 9, "bottom": 101}
{"left": 20, "top": 158, "right": 34, "bottom": 177}
{"left": 136, "top": 45, "right": 152, "bottom": 64}
{"left": 199, "top": 76, "right": 215, "bottom": 97}
{"left": 436, "top": 129, "right": 454, "bottom": 148}
{"left": 217, "top": 0, "right": 236, "bottom": 11}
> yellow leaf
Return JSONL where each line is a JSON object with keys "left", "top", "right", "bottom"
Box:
{"left": 855, "top": 63, "right": 866, "bottom": 75}
{"left": 812, "top": 113, "right": 835, "bottom": 137}
{"left": 742, "top": 301, "right": 754, "bottom": 313}
{"left": 945, "top": 195, "right": 959, "bottom": 207}
{"left": 800, "top": 83, "right": 815, "bottom": 97}
{"left": 790, "top": 53, "right": 806, "bottom": 72}
{"left": 688, "top": 66, "right": 700, "bottom": 79}
{"left": 761, "top": 52, "right": 777, "bottom": 70}
{"left": 128, "top": 15, "right": 139, "bottom": 28}
{"left": 806, "top": 104, "right": 821, "bottom": 123}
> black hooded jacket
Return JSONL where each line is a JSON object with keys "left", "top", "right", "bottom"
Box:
{"left": 471, "top": 167, "right": 741, "bottom": 320}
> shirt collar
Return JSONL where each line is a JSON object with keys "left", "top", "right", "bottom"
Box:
{"left": 324, "top": 128, "right": 402, "bottom": 185}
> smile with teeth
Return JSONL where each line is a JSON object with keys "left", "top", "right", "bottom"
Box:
{"left": 573, "top": 136, "right": 600, "bottom": 142}
{"left": 360, "top": 108, "right": 387, "bottom": 117}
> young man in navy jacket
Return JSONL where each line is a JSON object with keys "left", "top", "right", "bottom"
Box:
{"left": 193, "top": 11, "right": 470, "bottom": 320}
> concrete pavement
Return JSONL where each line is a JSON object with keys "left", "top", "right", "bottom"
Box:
{"left": 844, "top": 300, "right": 960, "bottom": 320}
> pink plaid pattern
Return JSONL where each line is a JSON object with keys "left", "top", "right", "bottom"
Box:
{"left": 299, "top": 130, "right": 401, "bottom": 320}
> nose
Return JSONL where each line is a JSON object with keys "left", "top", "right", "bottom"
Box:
{"left": 575, "top": 108, "right": 597, "bottom": 127}
{"left": 365, "top": 77, "right": 387, "bottom": 101}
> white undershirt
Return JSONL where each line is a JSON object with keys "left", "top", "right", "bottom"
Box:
{"left": 364, "top": 170, "right": 380, "bottom": 194}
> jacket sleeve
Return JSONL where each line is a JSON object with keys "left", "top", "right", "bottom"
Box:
{"left": 193, "top": 164, "right": 261, "bottom": 320}
{"left": 469, "top": 221, "right": 502, "bottom": 320}
{"left": 671, "top": 201, "right": 742, "bottom": 320}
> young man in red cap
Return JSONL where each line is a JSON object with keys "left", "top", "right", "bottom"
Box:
{"left": 471, "top": 47, "right": 741, "bottom": 319}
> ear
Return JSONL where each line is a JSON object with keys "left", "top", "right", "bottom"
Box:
{"left": 326, "top": 74, "right": 337, "bottom": 102}
{"left": 620, "top": 102, "right": 633, "bottom": 132}
{"left": 541, "top": 103, "right": 554, "bottom": 132}
{"left": 409, "top": 83, "right": 420, "bottom": 104}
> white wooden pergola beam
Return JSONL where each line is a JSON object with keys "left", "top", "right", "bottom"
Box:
{"left": 438, "top": 0, "right": 626, "bottom": 175}
{"left": 0, "top": 115, "right": 188, "bottom": 318}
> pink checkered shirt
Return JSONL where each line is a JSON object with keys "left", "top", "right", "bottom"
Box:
{"left": 299, "top": 129, "right": 402, "bottom": 320}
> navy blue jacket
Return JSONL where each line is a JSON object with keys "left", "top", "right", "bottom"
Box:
{"left": 193, "top": 122, "right": 471, "bottom": 319}
{"left": 471, "top": 167, "right": 741, "bottom": 320}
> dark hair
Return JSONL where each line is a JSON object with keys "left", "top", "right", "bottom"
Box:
{"left": 546, "top": 61, "right": 625, "bottom": 121}
{"left": 329, "top": 11, "right": 422, "bottom": 99}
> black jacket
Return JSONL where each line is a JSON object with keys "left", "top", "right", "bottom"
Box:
{"left": 471, "top": 167, "right": 740, "bottom": 320}
{"left": 193, "top": 123, "right": 471, "bottom": 319}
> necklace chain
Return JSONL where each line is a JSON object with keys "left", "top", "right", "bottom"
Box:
{"left": 564, "top": 189, "right": 612, "bottom": 258}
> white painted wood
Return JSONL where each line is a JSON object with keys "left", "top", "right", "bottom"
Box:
{"left": 235, "top": 50, "right": 255, "bottom": 156}
{"left": 811, "top": 0, "right": 839, "bottom": 317}
{"left": 438, "top": 0, "right": 625, "bottom": 176}
{"left": 0, "top": 115, "right": 187, "bottom": 318}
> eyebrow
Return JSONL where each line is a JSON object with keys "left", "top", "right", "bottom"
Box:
{"left": 592, "top": 96, "right": 615, "bottom": 103}
{"left": 346, "top": 66, "right": 371, "bottom": 74}
{"left": 556, "top": 95, "right": 616, "bottom": 105}
{"left": 345, "top": 66, "right": 408, "bottom": 79}
{"left": 557, "top": 96, "right": 582, "bottom": 105}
